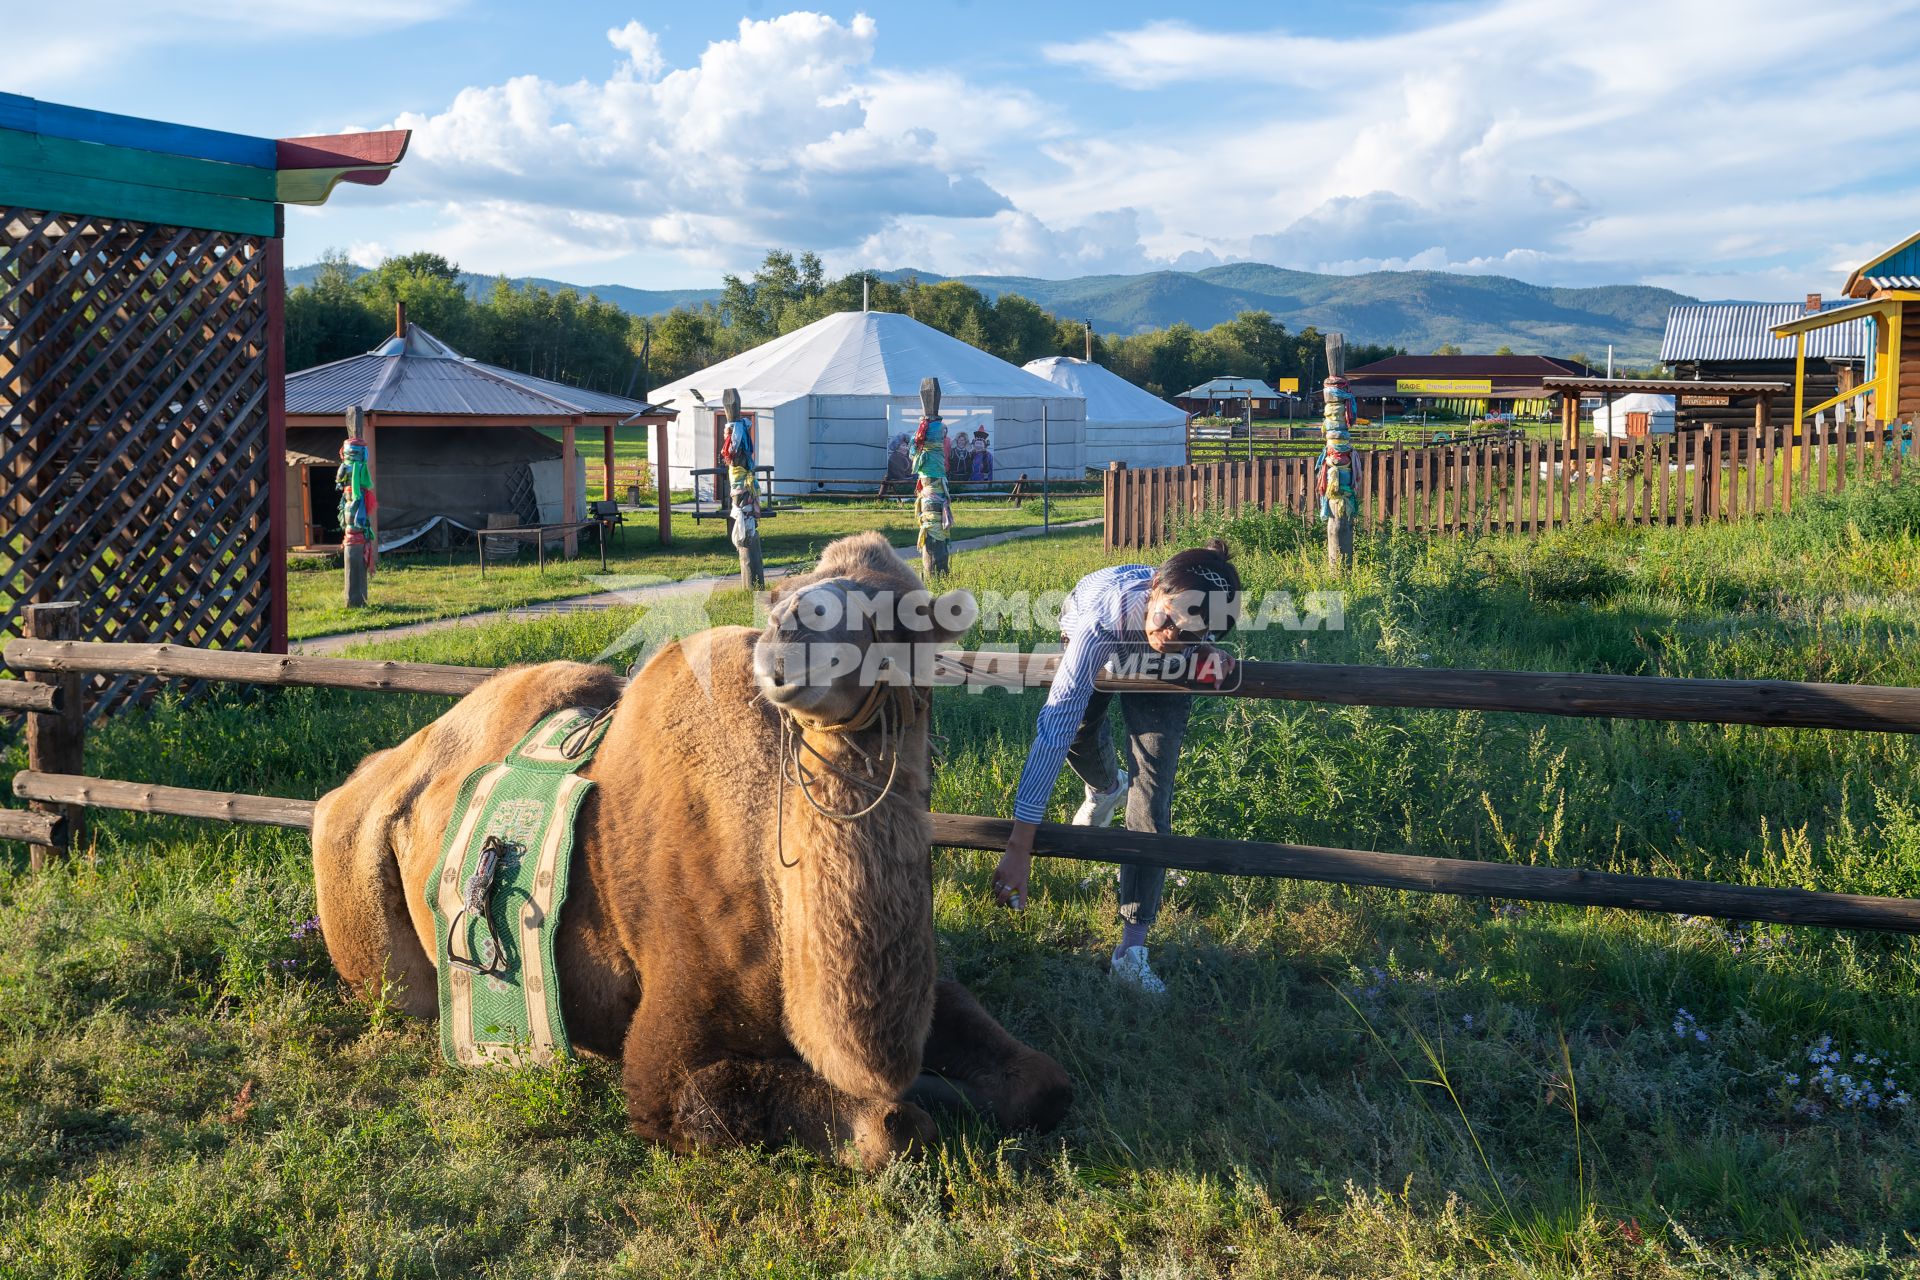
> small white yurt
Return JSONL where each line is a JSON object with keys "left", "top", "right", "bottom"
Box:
{"left": 1591, "top": 392, "right": 1676, "bottom": 437}
{"left": 1023, "top": 356, "right": 1188, "bottom": 468}
{"left": 650, "top": 311, "right": 1085, "bottom": 489}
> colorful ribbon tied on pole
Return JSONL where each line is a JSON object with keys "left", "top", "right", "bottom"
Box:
{"left": 721, "top": 415, "right": 759, "bottom": 550}
{"left": 1319, "top": 375, "right": 1359, "bottom": 521}
{"left": 337, "top": 436, "right": 376, "bottom": 569}
{"left": 911, "top": 415, "right": 951, "bottom": 551}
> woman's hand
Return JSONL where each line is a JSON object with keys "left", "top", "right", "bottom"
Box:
{"left": 992, "top": 821, "right": 1037, "bottom": 910}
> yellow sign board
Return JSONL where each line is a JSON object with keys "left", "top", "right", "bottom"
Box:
{"left": 1395, "top": 378, "right": 1493, "bottom": 395}
{"left": 1276, "top": 377, "right": 1300, "bottom": 393}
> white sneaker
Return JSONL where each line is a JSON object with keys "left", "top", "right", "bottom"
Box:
{"left": 1071, "top": 770, "right": 1129, "bottom": 827}
{"left": 1109, "top": 946, "right": 1166, "bottom": 995}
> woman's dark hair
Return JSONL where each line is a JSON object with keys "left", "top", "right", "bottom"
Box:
{"left": 1152, "top": 538, "right": 1241, "bottom": 638}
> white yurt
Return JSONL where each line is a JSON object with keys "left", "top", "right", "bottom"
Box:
{"left": 1591, "top": 392, "right": 1676, "bottom": 437}
{"left": 1023, "top": 356, "right": 1188, "bottom": 468}
{"left": 651, "top": 311, "right": 1085, "bottom": 489}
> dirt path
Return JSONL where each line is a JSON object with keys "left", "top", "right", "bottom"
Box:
{"left": 293, "top": 518, "right": 1102, "bottom": 655}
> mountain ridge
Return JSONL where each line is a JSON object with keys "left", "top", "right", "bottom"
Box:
{"left": 286, "top": 261, "right": 1712, "bottom": 363}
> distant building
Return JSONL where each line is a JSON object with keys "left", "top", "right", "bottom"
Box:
{"left": 1172, "top": 377, "right": 1288, "bottom": 418}
{"left": 1592, "top": 392, "right": 1676, "bottom": 437}
{"left": 1342, "top": 354, "right": 1593, "bottom": 418}
{"left": 1660, "top": 301, "right": 1867, "bottom": 429}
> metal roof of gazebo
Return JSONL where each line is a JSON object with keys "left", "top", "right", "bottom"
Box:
{"left": 286, "top": 320, "right": 665, "bottom": 423}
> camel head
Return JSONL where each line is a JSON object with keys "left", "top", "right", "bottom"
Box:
{"left": 754, "top": 531, "right": 976, "bottom": 728}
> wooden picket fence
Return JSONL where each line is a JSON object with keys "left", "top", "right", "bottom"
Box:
{"left": 1108, "top": 420, "right": 1916, "bottom": 550}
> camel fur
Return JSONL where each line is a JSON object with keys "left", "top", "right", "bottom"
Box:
{"left": 312, "top": 531, "right": 1072, "bottom": 1168}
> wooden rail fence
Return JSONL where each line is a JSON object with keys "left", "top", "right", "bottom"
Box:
{"left": 7, "top": 617, "right": 1920, "bottom": 933}
{"left": 1112, "top": 420, "right": 1915, "bottom": 550}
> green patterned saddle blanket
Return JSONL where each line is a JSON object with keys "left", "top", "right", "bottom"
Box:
{"left": 429, "top": 705, "right": 611, "bottom": 1068}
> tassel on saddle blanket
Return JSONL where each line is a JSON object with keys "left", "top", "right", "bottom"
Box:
{"left": 429, "top": 705, "right": 612, "bottom": 1068}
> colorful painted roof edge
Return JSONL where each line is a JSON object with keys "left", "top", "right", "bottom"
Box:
{"left": 1843, "top": 228, "right": 1920, "bottom": 298}
{"left": 0, "top": 93, "right": 408, "bottom": 237}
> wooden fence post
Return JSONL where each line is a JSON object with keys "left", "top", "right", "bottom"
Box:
{"left": 719, "top": 389, "right": 765, "bottom": 590}
{"left": 654, "top": 417, "right": 673, "bottom": 547}
{"left": 24, "top": 602, "right": 83, "bottom": 868}
{"left": 917, "top": 378, "right": 951, "bottom": 576}
{"left": 342, "top": 407, "right": 369, "bottom": 608}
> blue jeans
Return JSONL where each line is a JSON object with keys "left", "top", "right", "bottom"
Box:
{"left": 1063, "top": 688, "right": 1192, "bottom": 929}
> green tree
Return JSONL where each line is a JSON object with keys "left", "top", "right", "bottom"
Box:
{"left": 989, "top": 293, "right": 1057, "bottom": 366}
{"left": 285, "top": 250, "right": 385, "bottom": 370}
{"left": 1147, "top": 323, "right": 1201, "bottom": 398}
{"left": 357, "top": 251, "right": 475, "bottom": 347}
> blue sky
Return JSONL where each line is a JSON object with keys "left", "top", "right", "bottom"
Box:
{"left": 14, "top": 0, "right": 1920, "bottom": 298}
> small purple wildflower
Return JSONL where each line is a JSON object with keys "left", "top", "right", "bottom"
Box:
{"left": 290, "top": 916, "right": 322, "bottom": 941}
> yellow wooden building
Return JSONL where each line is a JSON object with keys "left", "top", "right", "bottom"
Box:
{"left": 1770, "top": 231, "right": 1920, "bottom": 430}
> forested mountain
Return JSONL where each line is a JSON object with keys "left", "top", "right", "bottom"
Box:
{"left": 289, "top": 259, "right": 1699, "bottom": 364}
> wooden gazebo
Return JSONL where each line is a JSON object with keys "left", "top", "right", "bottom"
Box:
{"left": 1, "top": 92, "right": 405, "bottom": 670}
{"left": 1542, "top": 377, "right": 1787, "bottom": 447}
{"left": 285, "top": 308, "right": 674, "bottom": 553}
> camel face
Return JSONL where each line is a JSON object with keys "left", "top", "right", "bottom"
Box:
{"left": 754, "top": 573, "right": 977, "bottom": 727}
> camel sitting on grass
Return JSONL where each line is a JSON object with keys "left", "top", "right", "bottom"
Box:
{"left": 311, "top": 532, "right": 1072, "bottom": 1168}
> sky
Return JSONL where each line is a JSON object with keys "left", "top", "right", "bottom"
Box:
{"left": 13, "top": 0, "right": 1920, "bottom": 299}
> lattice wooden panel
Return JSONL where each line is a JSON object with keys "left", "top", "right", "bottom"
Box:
{"left": 2, "top": 208, "right": 274, "bottom": 713}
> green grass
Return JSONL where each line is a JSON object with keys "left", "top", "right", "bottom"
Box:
{"left": 5, "top": 481, "right": 1920, "bottom": 1275}
{"left": 287, "top": 495, "right": 1103, "bottom": 642}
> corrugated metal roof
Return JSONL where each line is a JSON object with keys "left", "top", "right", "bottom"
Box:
{"left": 286, "top": 324, "right": 663, "bottom": 419}
{"left": 1177, "top": 376, "right": 1282, "bottom": 399}
{"left": 1660, "top": 303, "right": 1868, "bottom": 363}
{"left": 1864, "top": 275, "right": 1920, "bottom": 291}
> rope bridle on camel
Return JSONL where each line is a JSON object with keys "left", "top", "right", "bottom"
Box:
{"left": 772, "top": 635, "right": 932, "bottom": 867}
{"left": 780, "top": 664, "right": 925, "bottom": 819}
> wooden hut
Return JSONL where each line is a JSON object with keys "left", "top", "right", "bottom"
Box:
{"left": 286, "top": 310, "right": 670, "bottom": 554}
{"left": 1660, "top": 301, "right": 1867, "bottom": 431}
{"left": 1172, "top": 377, "right": 1287, "bottom": 418}
{"left": 1770, "top": 232, "right": 1920, "bottom": 432}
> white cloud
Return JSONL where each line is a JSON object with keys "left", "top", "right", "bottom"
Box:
{"left": 1027, "top": 0, "right": 1920, "bottom": 294}
{"left": 270, "top": 3, "right": 1920, "bottom": 299}
{"left": 379, "top": 13, "right": 1051, "bottom": 273}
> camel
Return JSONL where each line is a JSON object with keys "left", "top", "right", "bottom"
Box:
{"left": 311, "top": 531, "right": 1072, "bottom": 1168}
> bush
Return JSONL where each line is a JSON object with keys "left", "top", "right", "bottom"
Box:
{"left": 1772, "top": 479, "right": 1920, "bottom": 553}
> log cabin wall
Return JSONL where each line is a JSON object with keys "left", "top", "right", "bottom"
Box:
{"left": 1668, "top": 359, "right": 1844, "bottom": 430}
{"left": 1903, "top": 302, "right": 1920, "bottom": 419}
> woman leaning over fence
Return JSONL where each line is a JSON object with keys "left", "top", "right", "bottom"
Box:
{"left": 990, "top": 540, "right": 1242, "bottom": 994}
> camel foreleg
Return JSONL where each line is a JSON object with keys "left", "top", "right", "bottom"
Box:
{"left": 908, "top": 979, "right": 1073, "bottom": 1132}
{"left": 670, "top": 1058, "right": 936, "bottom": 1171}
{"left": 620, "top": 992, "right": 935, "bottom": 1171}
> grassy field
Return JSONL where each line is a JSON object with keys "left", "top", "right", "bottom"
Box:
{"left": 288, "top": 495, "right": 1102, "bottom": 641}
{"left": 5, "top": 479, "right": 1920, "bottom": 1275}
